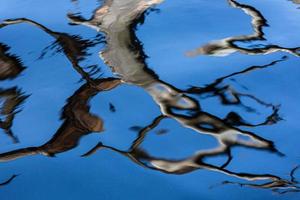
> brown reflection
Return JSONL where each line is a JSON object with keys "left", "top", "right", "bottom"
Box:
{"left": 0, "top": 18, "right": 103, "bottom": 84}
{"left": 0, "top": 88, "right": 28, "bottom": 143}
{"left": 0, "top": 78, "right": 120, "bottom": 161}
{"left": 0, "top": 43, "right": 25, "bottom": 80}
{"left": 67, "top": 0, "right": 300, "bottom": 192}
{"left": 0, "top": 42, "right": 28, "bottom": 143}
{"left": 186, "top": 0, "right": 300, "bottom": 57}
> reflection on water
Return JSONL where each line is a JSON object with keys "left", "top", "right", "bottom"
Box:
{"left": 0, "top": 43, "right": 28, "bottom": 143}
{"left": 0, "top": 87, "right": 27, "bottom": 143}
{"left": 1, "top": 18, "right": 104, "bottom": 84}
{"left": 186, "top": 0, "right": 300, "bottom": 57}
{"left": 0, "top": 78, "right": 119, "bottom": 160}
{"left": 0, "top": 43, "right": 25, "bottom": 81}
{"left": 0, "top": 174, "right": 18, "bottom": 187}
{"left": 1, "top": 0, "right": 300, "bottom": 198}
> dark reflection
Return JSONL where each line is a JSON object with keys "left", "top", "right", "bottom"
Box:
{"left": 0, "top": 88, "right": 28, "bottom": 143}
{"left": 186, "top": 0, "right": 300, "bottom": 57}
{"left": 0, "top": 42, "right": 28, "bottom": 143}
{"left": 185, "top": 56, "right": 286, "bottom": 125}
{"left": 0, "top": 18, "right": 104, "bottom": 84}
{"left": 0, "top": 43, "right": 25, "bottom": 80}
{"left": 0, "top": 17, "right": 106, "bottom": 146}
{"left": 83, "top": 117, "right": 300, "bottom": 193}
{"left": 0, "top": 78, "right": 120, "bottom": 161}
{"left": 0, "top": 174, "right": 18, "bottom": 187}
{"left": 109, "top": 102, "right": 116, "bottom": 113}
{"left": 0, "top": 17, "right": 118, "bottom": 186}
{"left": 68, "top": 0, "right": 299, "bottom": 192}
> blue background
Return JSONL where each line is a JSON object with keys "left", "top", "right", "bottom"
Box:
{"left": 1, "top": 0, "right": 300, "bottom": 199}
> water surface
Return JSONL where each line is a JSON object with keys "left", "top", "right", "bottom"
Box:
{"left": 1, "top": 0, "right": 300, "bottom": 199}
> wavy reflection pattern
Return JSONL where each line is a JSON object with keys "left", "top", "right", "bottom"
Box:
{"left": 67, "top": 0, "right": 299, "bottom": 193}
{"left": 0, "top": 0, "right": 299, "bottom": 193}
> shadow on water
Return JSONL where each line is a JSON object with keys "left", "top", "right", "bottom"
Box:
{"left": 0, "top": 0, "right": 300, "bottom": 194}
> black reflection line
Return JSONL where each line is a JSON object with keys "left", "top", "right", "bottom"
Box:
{"left": 83, "top": 116, "right": 299, "bottom": 191}
{"left": 219, "top": 165, "right": 300, "bottom": 193}
{"left": 186, "top": 0, "right": 300, "bottom": 57}
{"left": 0, "top": 18, "right": 104, "bottom": 85}
{"left": 186, "top": 56, "right": 287, "bottom": 106}
{"left": 0, "top": 174, "right": 18, "bottom": 187}
{"left": 82, "top": 115, "right": 165, "bottom": 169}
{"left": 82, "top": 116, "right": 294, "bottom": 191}
{"left": 186, "top": 56, "right": 286, "bottom": 127}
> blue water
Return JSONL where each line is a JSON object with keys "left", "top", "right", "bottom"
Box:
{"left": 1, "top": 0, "right": 300, "bottom": 199}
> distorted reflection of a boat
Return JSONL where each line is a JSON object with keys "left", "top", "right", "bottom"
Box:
{"left": 186, "top": 0, "right": 300, "bottom": 57}
{"left": 0, "top": 0, "right": 299, "bottom": 193}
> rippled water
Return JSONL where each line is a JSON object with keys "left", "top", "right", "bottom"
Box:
{"left": 1, "top": 0, "right": 300, "bottom": 199}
